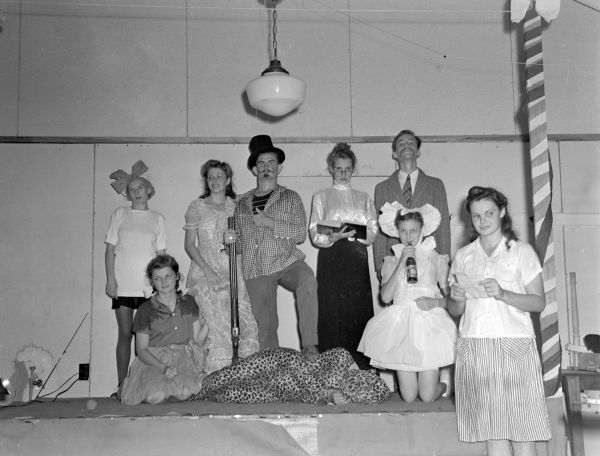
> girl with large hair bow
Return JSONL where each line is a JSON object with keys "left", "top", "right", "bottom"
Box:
{"left": 105, "top": 160, "right": 166, "bottom": 399}
{"left": 358, "top": 202, "right": 457, "bottom": 402}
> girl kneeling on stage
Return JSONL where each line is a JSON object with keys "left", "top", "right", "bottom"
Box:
{"left": 121, "top": 254, "right": 208, "bottom": 405}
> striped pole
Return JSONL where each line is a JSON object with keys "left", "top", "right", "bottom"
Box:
{"left": 523, "top": 6, "right": 561, "bottom": 397}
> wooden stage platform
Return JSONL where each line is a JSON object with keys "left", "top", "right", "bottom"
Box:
{"left": 0, "top": 395, "right": 567, "bottom": 456}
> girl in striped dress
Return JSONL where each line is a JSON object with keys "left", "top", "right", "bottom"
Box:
{"left": 449, "top": 186, "right": 551, "bottom": 455}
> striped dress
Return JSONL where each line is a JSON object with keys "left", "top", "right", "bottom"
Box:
{"left": 450, "top": 238, "right": 551, "bottom": 442}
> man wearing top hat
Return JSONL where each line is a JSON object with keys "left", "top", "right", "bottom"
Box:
{"left": 223, "top": 135, "right": 319, "bottom": 360}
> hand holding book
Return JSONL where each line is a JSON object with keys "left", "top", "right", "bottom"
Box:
{"left": 316, "top": 220, "right": 367, "bottom": 241}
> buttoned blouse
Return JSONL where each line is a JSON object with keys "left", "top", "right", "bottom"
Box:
{"left": 309, "top": 184, "right": 378, "bottom": 248}
{"left": 133, "top": 293, "right": 201, "bottom": 347}
{"left": 449, "top": 238, "right": 542, "bottom": 338}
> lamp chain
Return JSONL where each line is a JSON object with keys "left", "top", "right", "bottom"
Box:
{"left": 271, "top": 2, "right": 278, "bottom": 61}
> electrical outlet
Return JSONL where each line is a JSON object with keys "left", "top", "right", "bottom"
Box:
{"left": 78, "top": 363, "right": 89, "bottom": 381}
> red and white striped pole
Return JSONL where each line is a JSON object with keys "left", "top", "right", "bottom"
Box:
{"left": 523, "top": 5, "right": 561, "bottom": 396}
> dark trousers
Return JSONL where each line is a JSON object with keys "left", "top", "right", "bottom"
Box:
{"left": 246, "top": 260, "right": 318, "bottom": 350}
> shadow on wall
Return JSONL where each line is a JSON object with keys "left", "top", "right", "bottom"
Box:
{"left": 8, "top": 360, "right": 29, "bottom": 404}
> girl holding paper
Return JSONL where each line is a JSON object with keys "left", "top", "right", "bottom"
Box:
{"left": 449, "top": 186, "right": 550, "bottom": 455}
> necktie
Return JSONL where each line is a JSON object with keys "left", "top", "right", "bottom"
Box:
{"left": 402, "top": 176, "right": 412, "bottom": 205}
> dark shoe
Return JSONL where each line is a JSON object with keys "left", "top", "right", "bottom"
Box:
{"left": 110, "top": 385, "right": 121, "bottom": 400}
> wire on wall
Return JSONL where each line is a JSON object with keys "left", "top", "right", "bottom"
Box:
{"left": 0, "top": 0, "right": 597, "bottom": 69}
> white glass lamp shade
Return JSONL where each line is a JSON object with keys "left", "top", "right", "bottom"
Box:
{"left": 246, "top": 68, "right": 306, "bottom": 117}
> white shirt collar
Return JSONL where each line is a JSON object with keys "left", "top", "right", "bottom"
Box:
{"left": 398, "top": 168, "right": 419, "bottom": 188}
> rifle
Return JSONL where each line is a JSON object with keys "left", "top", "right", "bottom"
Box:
{"left": 227, "top": 217, "right": 240, "bottom": 364}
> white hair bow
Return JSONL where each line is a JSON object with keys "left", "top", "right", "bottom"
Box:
{"left": 378, "top": 202, "right": 441, "bottom": 239}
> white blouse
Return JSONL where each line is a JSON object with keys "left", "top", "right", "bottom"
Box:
{"left": 449, "top": 238, "right": 542, "bottom": 338}
{"left": 105, "top": 207, "right": 167, "bottom": 297}
{"left": 309, "top": 184, "right": 378, "bottom": 248}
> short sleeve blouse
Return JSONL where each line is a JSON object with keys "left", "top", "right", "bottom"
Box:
{"left": 449, "top": 238, "right": 542, "bottom": 338}
{"left": 133, "top": 294, "right": 201, "bottom": 347}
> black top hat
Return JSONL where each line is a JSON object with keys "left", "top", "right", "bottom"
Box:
{"left": 247, "top": 135, "right": 286, "bottom": 170}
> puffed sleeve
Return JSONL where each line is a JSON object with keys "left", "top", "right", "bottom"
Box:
{"left": 381, "top": 255, "right": 400, "bottom": 284}
{"left": 364, "top": 195, "right": 378, "bottom": 246}
{"left": 309, "top": 190, "right": 334, "bottom": 248}
{"left": 435, "top": 253, "right": 450, "bottom": 287}
{"left": 519, "top": 242, "right": 543, "bottom": 287}
{"left": 183, "top": 199, "right": 202, "bottom": 231}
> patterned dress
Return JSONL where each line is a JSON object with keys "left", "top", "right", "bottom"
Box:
{"left": 184, "top": 197, "right": 259, "bottom": 373}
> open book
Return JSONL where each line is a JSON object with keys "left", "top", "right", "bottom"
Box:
{"left": 316, "top": 220, "right": 367, "bottom": 240}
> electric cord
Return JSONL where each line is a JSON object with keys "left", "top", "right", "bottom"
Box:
{"left": 38, "top": 373, "right": 78, "bottom": 398}
{"left": 34, "top": 313, "right": 88, "bottom": 400}
{"left": 0, "top": 372, "right": 80, "bottom": 408}
{"left": 50, "top": 378, "right": 80, "bottom": 401}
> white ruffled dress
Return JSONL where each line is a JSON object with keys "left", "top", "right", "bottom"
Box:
{"left": 358, "top": 238, "right": 458, "bottom": 371}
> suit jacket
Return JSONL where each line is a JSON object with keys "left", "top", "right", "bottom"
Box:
{"left": 373, "top": 168, "right": 450, "bottom": 276}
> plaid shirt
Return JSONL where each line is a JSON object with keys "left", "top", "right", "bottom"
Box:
{"left": 234, "top": 185, "right": 307, "bottom": 279}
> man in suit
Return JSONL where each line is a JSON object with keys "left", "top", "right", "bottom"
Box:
{"left": 373, "top": 129, "right": 451, "bottom": 276}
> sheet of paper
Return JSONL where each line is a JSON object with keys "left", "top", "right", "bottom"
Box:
{"left": 454, "top": 272, "right": 488, "bottom": 299}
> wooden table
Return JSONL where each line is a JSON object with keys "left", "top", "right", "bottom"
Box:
{"left": 562, "top": 369, "right": 600, "bottom": 456}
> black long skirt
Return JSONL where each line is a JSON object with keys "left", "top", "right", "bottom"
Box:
{"left": 317, "top": 239, "right": 373, "bottom": 369}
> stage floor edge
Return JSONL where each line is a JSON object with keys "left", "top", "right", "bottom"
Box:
{"left": 0, "top": 396, "right": 567, "bottom": 456}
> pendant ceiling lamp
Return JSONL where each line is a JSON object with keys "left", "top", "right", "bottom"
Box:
{"left": 246, "top": 1, "right": 306, "bottom": 117}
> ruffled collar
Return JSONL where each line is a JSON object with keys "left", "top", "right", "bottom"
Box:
{"left": 391, "top": 236, "right": 436, "bottom": 258}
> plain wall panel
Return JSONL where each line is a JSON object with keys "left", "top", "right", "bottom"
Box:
{"left": 187, "top": 1, "right": 266, "bottom": 136}
{"left": 18, "top": 2, "right": 188, "bottom": 136}
{"left": 187, "top": 0, "right": 351, "bottom": 137}
{"left": 349, "top": 0, "right": 516, "bottom": 136}
{"left": 543, "top": 3, "right": 600, "bottom": 134}
{"left": 0, "top": 145, "right": 93, "bottom": 399}
{"left": 0, "top": 3, "right": 20, "bottom": 135}
{"left": 559, "top": 141, "right": 600, "bottom": 213}
{"left": 1, "top": 0, "right": 596, "bottom": 137}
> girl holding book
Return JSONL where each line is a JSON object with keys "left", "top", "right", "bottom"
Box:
{"left": 308, "top": 143, "right": 378, "bottom": 369}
